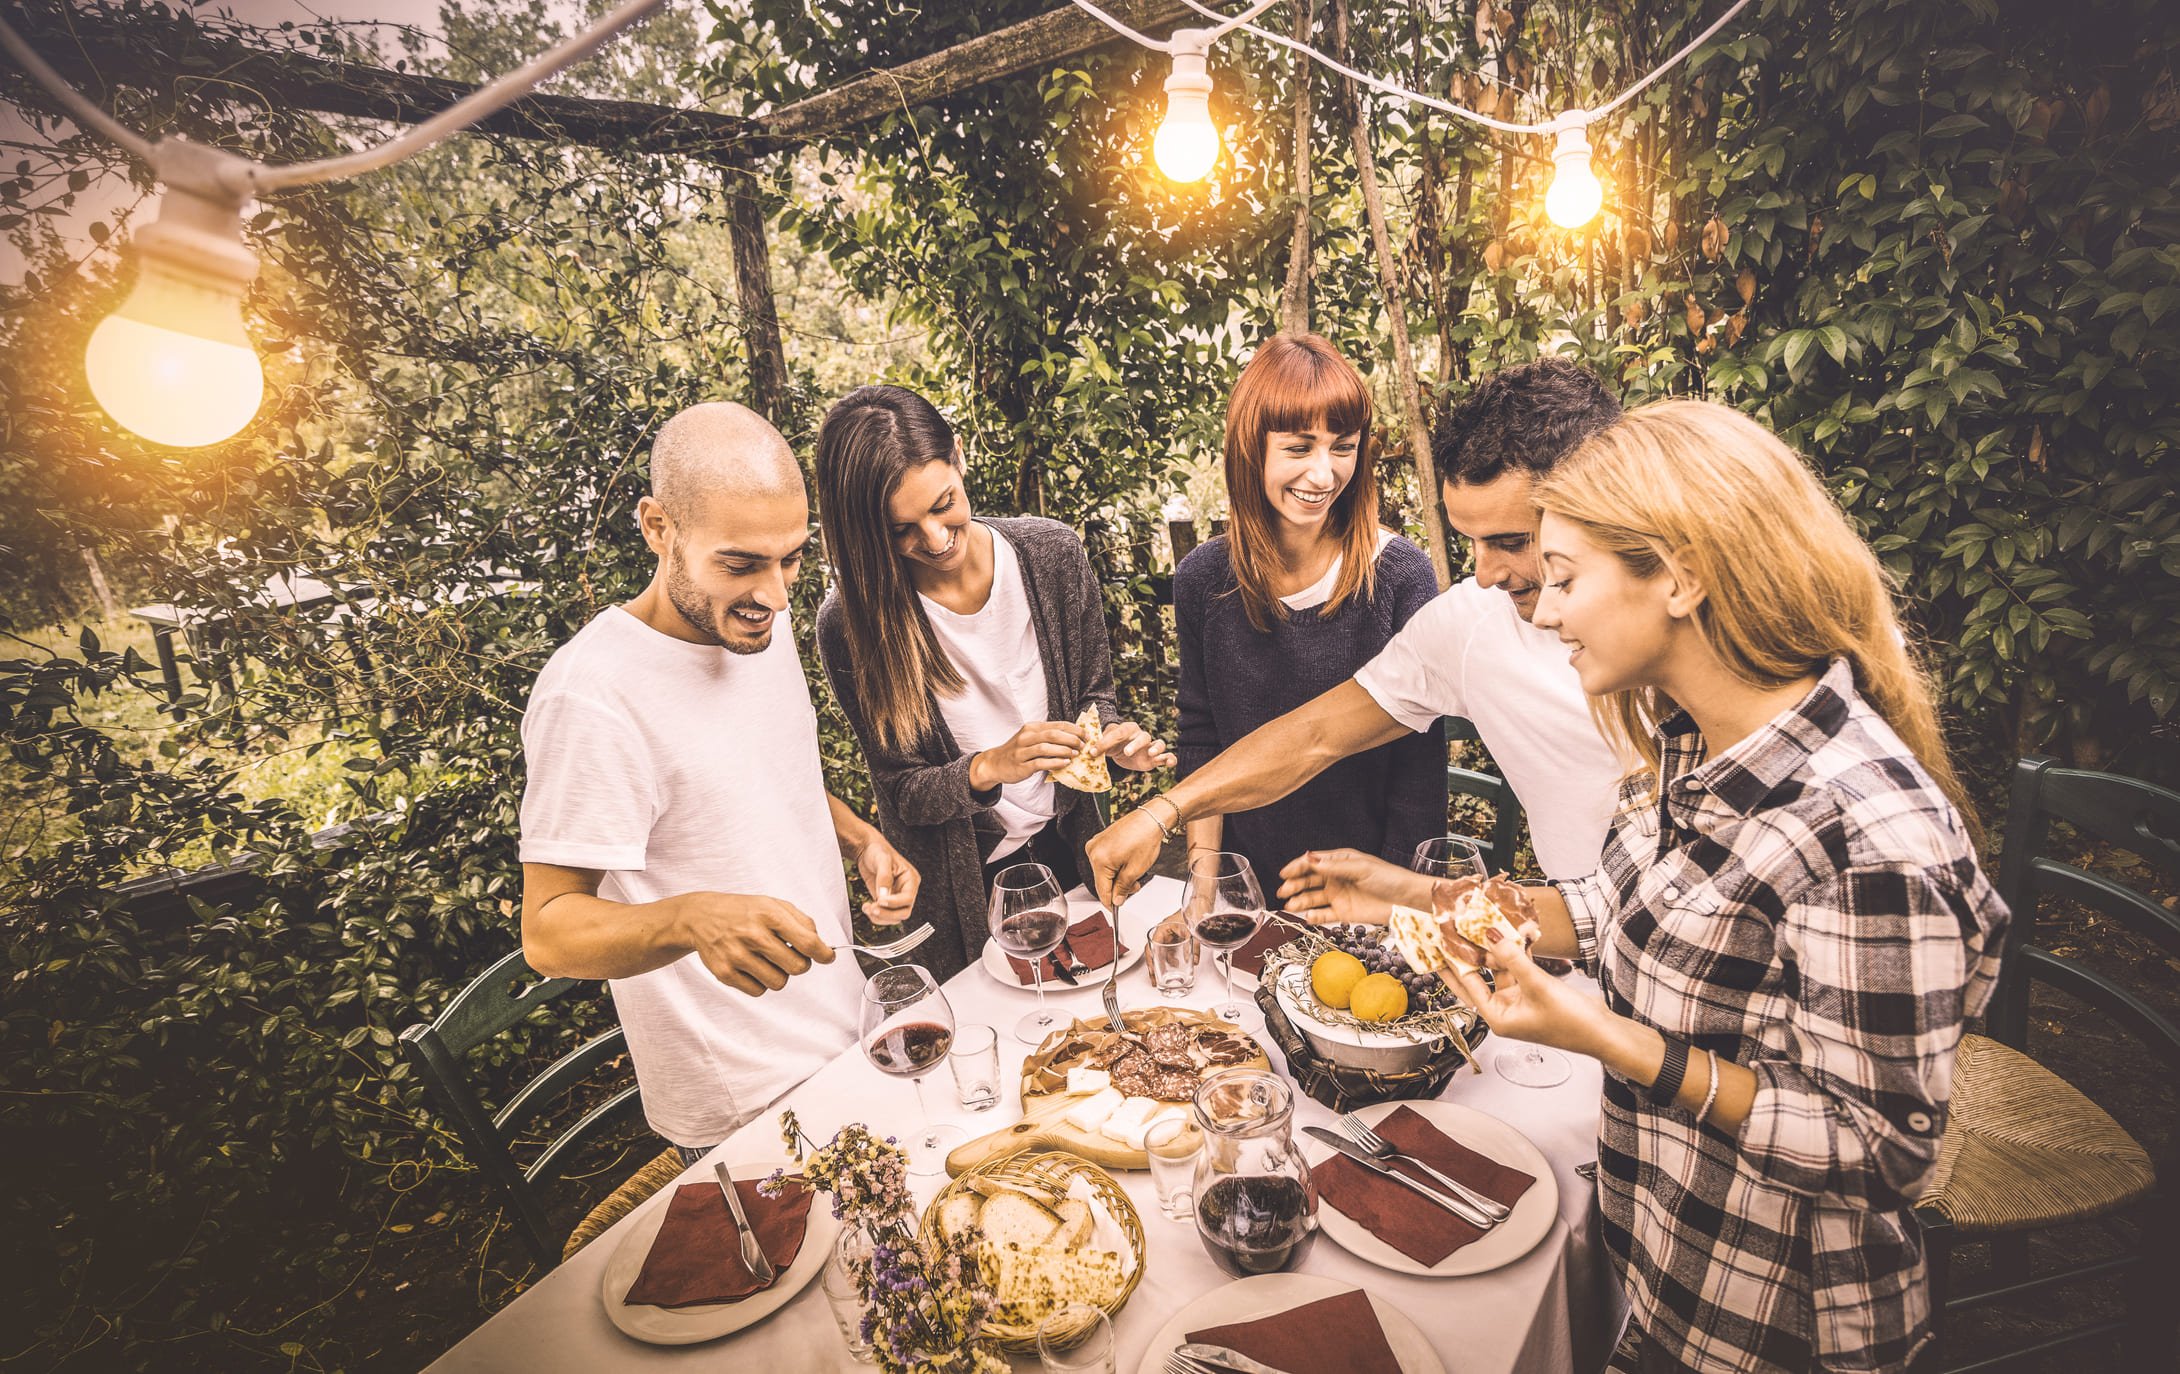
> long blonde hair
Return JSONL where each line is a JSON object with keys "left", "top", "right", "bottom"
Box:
{"left": 1533, "top": 400, "right": 1973, "bottom": 823}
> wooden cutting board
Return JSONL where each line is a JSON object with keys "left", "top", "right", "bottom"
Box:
{"left": 945, "top": 1018, "right": 1272, "bottom": 1175}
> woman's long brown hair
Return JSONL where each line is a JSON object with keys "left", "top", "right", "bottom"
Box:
{"left": 1223, "top": 334, "right": 1381, "bottom": 632}
{"left": 814, "top": 386, "right": 965, "bottom": 751}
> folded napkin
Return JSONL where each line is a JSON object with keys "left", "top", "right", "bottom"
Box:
{"left": 1312, "top": 1104, "right": 1537, "bottom": 1266}
{"left": 1187, "top": 1287, "right": 1402, "bottom": 1374}
{"left": 1230, "top": 919, "right": 1293, "bottom": 977}
{"left": 1005, "top": 910, "right": 1128, "bottom": 982}
{"left": 622, "top": 1177, "right": 813, "bottom": 1309}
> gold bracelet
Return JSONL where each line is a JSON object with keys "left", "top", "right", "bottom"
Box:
{"left": 1139, "top": 803, "right": 1175, "bottom": 843}
{"left": 1151, "top": 794, "right": 1186, "bottom": 837}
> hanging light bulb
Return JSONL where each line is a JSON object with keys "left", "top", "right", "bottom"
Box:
{"left": 1154, "top": 31, "right": 1220, "bottom": 183}
{"left": 84, "top": 159, "right": 263, "bottom": 448}
{"left": 1544, "top": 121, "right": 1604, "bottom": 229}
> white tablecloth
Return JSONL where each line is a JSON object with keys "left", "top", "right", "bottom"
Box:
{"left": 425, "top": 878, "right": 1627, "bottom": 1373}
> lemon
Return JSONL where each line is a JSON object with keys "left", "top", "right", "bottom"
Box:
{"left": 1349, "top": 972, "right": 1410, "bottom": 1023}
{"left": 1309, "top": 950, "right": 1368, "bottom": 1009}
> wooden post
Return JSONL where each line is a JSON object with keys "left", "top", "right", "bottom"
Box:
{"left": 1334, "top": 0, "right": 1450, "bottom": 589}
{"left": 721, "top": 158, "right": 791, "bottom": 430}
{"left": 1280, "top": 0, "right": 1316, "bottom": 337}
{"left": 80, "top": 547, "right": 118, "bottom": 620}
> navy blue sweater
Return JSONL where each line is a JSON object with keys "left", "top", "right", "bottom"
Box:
{"left": 1174, "top": 533, "right": 1448, "bottom": 894}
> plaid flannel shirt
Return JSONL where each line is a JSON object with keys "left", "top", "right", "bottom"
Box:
{"left": 1556, "top": 659, "right": 2006, "bottom": 1373}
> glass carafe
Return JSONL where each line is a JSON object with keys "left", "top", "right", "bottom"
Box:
{"left": 1190, "top": 1067, "right": 1317, "bottom": 1277}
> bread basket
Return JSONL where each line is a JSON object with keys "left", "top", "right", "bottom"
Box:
{"left": 919, "top": 1147, "right": 1146, "bottom": 1353}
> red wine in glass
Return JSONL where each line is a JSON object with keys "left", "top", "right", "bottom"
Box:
{"left": 866, "top": 1021, "right": 954, "bottom": 1076}
{"left": 990, "top": 863, "right": 1069, "bottom": 1044}
{"left": 1193, "top": 912, "right": 1259, "bottom": 948}
{"left": 1184, "top": 852, "right": 1265, "bottom": 1022}
{"left": 857, "top": 964, "right": 963, "bottom": 1175}
{"left": 1194, "top": 1175, "right": 1317, "bottom": 1277}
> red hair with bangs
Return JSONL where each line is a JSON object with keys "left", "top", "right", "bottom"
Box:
{"left": 1222, "top": 333, "right": 1380, "bottom": 631}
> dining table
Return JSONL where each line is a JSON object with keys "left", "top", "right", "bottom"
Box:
{"left": 423, "top": 875, "right": 1629, "bottom": 1373}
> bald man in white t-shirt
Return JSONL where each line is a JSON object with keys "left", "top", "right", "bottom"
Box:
{"left": 519, "top": 402, "right": 920, "bottom": 1156}
{"left": 1090, "top": 359, "right": 1627, "bottom": 919}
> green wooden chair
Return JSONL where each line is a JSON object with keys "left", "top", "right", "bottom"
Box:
{"left": 1915, "top": 757, "right": 2180, "bottom": 1370}
{"left": 1445, "top": 716, "right": 1527, "bottom": 873}
{"left": 400, "top": 947, "right": 677, "bottom": 1266}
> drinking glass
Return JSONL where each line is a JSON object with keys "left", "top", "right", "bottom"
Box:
{"left": 1412, "top": 833, "right": 1489, "bottom": 880}
{"left": 821, "top": 1228, "right": 877, "bottom": 1363}
{"left": 989, "top": 862, "right": 1071, "bottom": 1044}
{"left": 1144, "top": 1114, "right": 1201, "bottom": 1221}
{"left": 948, "top": 1022, "right": 1001, "bottom": 1113}
{"left": 1036, "top": 1303, "right": 1115, "bottom": 1374}
{"left": 1183, "top": 851, "right": 1265, "bottom": 1022}
{"left": 858, "top": 964, "right": 964, "bottom": 1175}
{"left": 1145, "top": 921, "right": 1199, "bottom": 998}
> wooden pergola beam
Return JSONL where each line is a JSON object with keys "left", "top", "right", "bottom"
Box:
{"left": 10, "top": 2, "right": 1194, "bottom": 160}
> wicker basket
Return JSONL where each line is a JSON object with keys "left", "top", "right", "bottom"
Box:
{"left": 919, "top": 1146, "right": 1146, "bottom": 1353}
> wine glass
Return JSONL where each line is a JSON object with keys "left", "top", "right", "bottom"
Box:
{"left": 858, "top": 964, "right": 965, "bottom": 1176}
{"left": 989, "top": 862, "right": 1070, "bottom": 1044}
{"left": 1412, "top": 833, "right": 1489, "bottom": 880}
{"left": 1426, "top": 874, "right": 1572, "bottom": 1090}
{"left": 1183, "top": 851, "right": 1265, "bottom": 1022}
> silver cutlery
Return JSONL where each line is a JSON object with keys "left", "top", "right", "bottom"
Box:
{"left": 845, "top": 923, "right": 934, "bottom": 961}
{"left": 1337, "top": 1111, "right": 1510, "bottom": 1220}
{"left": 1303, "top": 1126, "right": 1499, "bottom": 1230}
{"left": 1100, "top": 903, "right": 1127, "bottom": 1031}
{"left": 1165, "top": 1344, "right": 1304, "bottom": 1374}
{"left": 712, "top": 1161, "right": 776, "bottom": 1284}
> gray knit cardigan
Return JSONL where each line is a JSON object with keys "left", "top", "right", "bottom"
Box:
{"left": 815, "top": 516, "right": 1121, "bottom": 982}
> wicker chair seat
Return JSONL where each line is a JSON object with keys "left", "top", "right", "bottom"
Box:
{"left": 1918, "top": 1033, "right": 2155, "bottom": 1236}
{"left": 564, "top": 1146, "right": 687, "bottom": 1262}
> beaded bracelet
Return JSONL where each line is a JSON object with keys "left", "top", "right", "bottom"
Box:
{"left": 1140, "top": 795, "right": 1181, "bottom": 842}
{"left": 1696, "top": 1050, "right": 1722, "bottom": 1125}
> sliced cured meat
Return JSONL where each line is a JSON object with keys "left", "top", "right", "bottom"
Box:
{"left": 1143, "top": 1023, "right": 1195, "bottom": 1068}
{"left": 1108, "top": 1050, "right": 1160, "bottom": 1098}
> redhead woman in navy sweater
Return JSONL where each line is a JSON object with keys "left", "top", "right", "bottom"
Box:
{"left": 1172, "top": 334, "right": 1446, "bottom": 893}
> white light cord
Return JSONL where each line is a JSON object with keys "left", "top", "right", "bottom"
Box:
{"left": 1145, "top": 0, "right": 1757, "bottom": 134}
{"left": 0, "top": 0, "right": 667, "bottom": 193}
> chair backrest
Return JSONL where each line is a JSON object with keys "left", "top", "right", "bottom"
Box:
{"left": 1445, "top": 717, "right": 1528, "bottom": 873}
{"left": 399, "top": 947, "right": 644, "bottom": 1264}
{"left": 1988, "top": 756, "right": 2180, "bottom": 1074}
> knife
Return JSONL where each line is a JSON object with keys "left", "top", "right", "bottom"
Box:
{"left": 713, "top": 1161, "right": 777, "bottom": 1284}
{"left": 1301, "top": 1126, "right": 1497, "bottom": 1230}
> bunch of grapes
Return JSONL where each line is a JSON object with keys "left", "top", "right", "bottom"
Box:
{"left": 1315, "top": 925, "right": 1453, "bottom": 1013}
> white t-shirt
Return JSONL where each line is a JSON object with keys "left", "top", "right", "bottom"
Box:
{"left": 1280, "top": 528, "right": 1396, "bottom": 611}
{"left": 518, "top": 607, "right": 862, "bottom": 1147}
{"left": 1353, "top": 578, "right": 1623, "bottom": 879}
{"left": 920, "top": 528, "right": 1055, "bottom": 862}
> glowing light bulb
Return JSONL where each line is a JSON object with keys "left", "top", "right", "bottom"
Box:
{"left": 1545, "top": 124, "right": 1604, "bottom": 229}
{"left": 84, "top": 184, "right": 263, "bottom": 447}
{"left": 1155, "top": 36, "right": 1219, "bottom": 183}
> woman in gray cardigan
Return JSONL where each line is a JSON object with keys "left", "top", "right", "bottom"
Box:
{"left": 813, "top": 386, "right": 1174, "bottom": 983}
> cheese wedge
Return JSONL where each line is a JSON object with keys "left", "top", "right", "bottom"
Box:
{"left": 1063, "top": 1086, "right": 1124, "bottom": 1132}
{"left": 1065, "top": 1066, "right": 1112, "bottom": 1096}
{"left": 1097, "top": 1095, "right": 1158, "bottom": 1145}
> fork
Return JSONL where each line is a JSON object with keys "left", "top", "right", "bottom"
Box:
{"left": 1165, "top": 1346, "right": 1301, "bottom": 1374}
{"left": 1099, "top": 902, "right": 1127, "bottom": 1031}
{"left": 845, "top": 923, "right": 935, "bottom": 961}
{"left": 1337, "top": 1111, "right": 1512, "bottom": 1220}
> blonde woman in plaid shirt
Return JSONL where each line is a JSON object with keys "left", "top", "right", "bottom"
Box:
{"left": 1428, "top": 401, "right": 2008, "bottom": 1373}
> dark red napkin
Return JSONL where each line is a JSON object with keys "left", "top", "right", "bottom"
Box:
{"left": 622, "top": 1178, "right": 813, "bottom": 1309}
{"left": 1313, "top": 1104, "right": 1537, "bottom": 1266}
{"left": 1230, "top": 919, "right": 1293, "bottom": 977}
{"left": 1187, "top": 1287, "right": 1402, "bottom": 1374}
{"left": 1005, "top": 910, "right": 1129, "bottom": 982}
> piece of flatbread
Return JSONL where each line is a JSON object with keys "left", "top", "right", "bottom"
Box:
{"left": 1445, "top": 885, "right": 1528, "bottom": 952}
{"left": 1388, "top": 904, "right": 1457, "bottom": 974}
{"left": 1050, "top": 703, "right": 1112, "bottom": 793}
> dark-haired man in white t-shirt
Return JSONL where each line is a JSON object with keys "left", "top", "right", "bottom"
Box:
{"left": 519, "top": 401, "right": 920, "bottom": 1158}
{"left": 1090, "top": 358, "right": 1627, "bottom": 917}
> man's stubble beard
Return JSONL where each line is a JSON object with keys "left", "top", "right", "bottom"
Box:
{"left": 664, "top": 550, "right": 772, "bottom": 656}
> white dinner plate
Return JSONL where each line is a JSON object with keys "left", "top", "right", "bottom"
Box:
{"left": 981, "top": 900, "right": 1151, "bottom": 990}
{"left": 599, "top": 1155, "right": 841, "bottom": 1346}
{"left": 1300, "top": 1099, "right": 1559, "bottom": 1278}
{"left": 1131, "top": 1272, "right": 1447, "bottom": 1374}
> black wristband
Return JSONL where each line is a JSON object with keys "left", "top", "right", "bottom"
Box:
{"left": 1648, "top": 1038, "right": 1690, "bottom": 1106}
